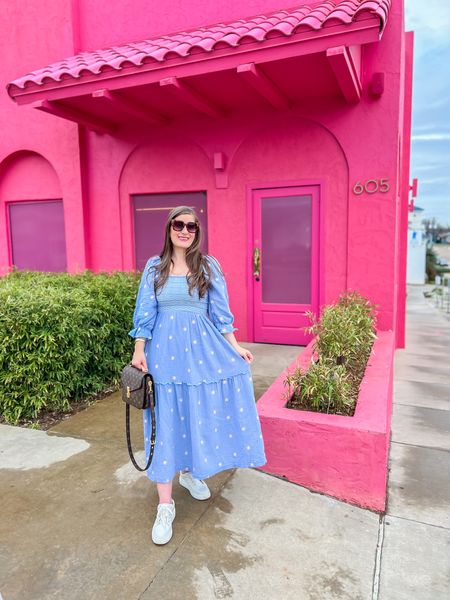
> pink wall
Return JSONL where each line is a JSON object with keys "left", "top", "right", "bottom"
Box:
{"left": 0, "top": 1, "right": 411, "bottom": 343}
{"left": 0, "top": 152, "right": 62, "bottom": 200}
{"left": 0, "top": 0, "right": 88, "bottom": 273}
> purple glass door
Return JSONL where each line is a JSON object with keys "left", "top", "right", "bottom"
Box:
{"left": 9, "top": 200, "right": 67, "bottom": 272}
{"left": 132, "top": 192, "right": 208, "bottom": 271}
{"left": 252, "top": 186, "right": 319, "bottom": 344}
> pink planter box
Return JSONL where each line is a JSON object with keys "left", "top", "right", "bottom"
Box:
{"left": 256, "top": 330, "right": 395, "bottom": 512}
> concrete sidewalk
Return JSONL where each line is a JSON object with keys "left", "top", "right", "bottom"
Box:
{"left": 1, "top": 285, "right": 449, "bottom": 600}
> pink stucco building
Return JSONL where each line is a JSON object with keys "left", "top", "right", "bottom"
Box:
{"left": 1, "top": 0, "right": 413, "bottom": 349}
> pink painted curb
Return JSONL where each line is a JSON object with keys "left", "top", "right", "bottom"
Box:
{"left": 256, "top": 329, "right": 395, "bottom": 512}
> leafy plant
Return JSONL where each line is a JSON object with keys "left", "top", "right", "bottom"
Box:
{"left": 285, "top": 360, "right": 354, "bottom": 414}
{"left": 426, "top": 246, "right": 438, "bottom": 282}
{"left": 283, "top": 290, "right": 378, "bottom": 416}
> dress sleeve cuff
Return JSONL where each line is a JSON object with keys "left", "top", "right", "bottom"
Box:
{"left": 218, "top": 324, "right": 238, "bottom": 334}
{"left": 128, "top": 327, "right": 152, "bottom": 340}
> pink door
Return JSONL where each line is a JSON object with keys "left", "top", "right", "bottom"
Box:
{"left": 252, "top": 186, "right": 320, "bottom": 345}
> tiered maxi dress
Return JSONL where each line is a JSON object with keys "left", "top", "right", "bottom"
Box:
{"left": 128, "top": 254, "right": 267, "bottom": 483}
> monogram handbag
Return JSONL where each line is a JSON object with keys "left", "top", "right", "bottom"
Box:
{"left": 120, "top": 363, "right": 157, "bottom": 472}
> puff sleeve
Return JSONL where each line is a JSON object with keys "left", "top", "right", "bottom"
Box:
{"left": 206, "top": 256, "right": 238, "bottom": 334}
{"left": 128, "top": 256, "right": 159, "bottom": 341}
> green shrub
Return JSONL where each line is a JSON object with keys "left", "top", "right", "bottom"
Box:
{"left": 426, "top": 247, "right": 438, "bottom": 282}
{"left": 0, "top": 268, "right": 141, "bottom": 424}
{"left": 283, "top": 290, "right": 378, "bottom": 416}
{"left": 285, "top": 360, "right": 354, "bottom": 414}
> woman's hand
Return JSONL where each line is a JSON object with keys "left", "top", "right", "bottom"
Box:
{"left": 222, "top": 332, "right": 253, "bottom": 363}
{"left": 235, "top": 345, "right": 253, "bottom": 363}
{"left": 131, "top": 342, "right": 148, "bottom": 372}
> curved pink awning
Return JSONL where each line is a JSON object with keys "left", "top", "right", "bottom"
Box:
{"left": 7, "top": 0, "right": 391, "bottom": 100}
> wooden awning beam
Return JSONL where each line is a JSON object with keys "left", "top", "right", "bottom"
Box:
{"left": 326, "top": 45, "right": 361, "bottom": 103}
{"left": 237, "top": 62, "right": 289, "bottom": 110}
{"left": 91, "top": 89, "right": 167, "bottom": 125}
{"left": 31, "top": 99, "right": 117, "bottom": 133}
{"left": 159, "top": 76, "right": 223, "bottom": 118}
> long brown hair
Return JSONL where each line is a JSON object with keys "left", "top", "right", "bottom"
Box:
{"left": 148, "top": 205, "right": 220, "bottom": 298}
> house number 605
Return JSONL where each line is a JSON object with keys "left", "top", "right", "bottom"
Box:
{"left": 352, "top": 179, "right": 390, "bottom": 195}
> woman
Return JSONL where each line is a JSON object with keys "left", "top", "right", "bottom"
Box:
{"left": 129, "top": 205, "right": 267, "bottom": 545}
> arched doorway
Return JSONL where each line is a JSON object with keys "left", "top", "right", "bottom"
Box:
{"left": 230, "top": 116, "right": 348, "bottom": 344}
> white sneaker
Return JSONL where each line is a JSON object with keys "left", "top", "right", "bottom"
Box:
{"left": 179, "top": 471, "right": 211, "bottom": 500}
{"left": 151, "top": 499, "right": 176, "bottom": 545}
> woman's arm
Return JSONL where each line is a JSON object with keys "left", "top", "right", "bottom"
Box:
{"left": 206, "top": 255, "right": 253, "bottom": 364}
{"left": 129, "top": 257, "right": 158, "bottom": 371}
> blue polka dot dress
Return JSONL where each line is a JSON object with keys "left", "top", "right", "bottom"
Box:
{"left": 128, "top": 254, "right": 267, "bottom": 483}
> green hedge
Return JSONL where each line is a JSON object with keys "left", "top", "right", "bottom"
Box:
{"left": 0, "top": 268, "right": 141, "bottom": 424}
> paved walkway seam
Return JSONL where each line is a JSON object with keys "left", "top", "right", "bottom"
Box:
{"left": 385, "top": 513, "right": 450, "bottom": 532}
{"left": 371, "top": 515, "right": 385, "bottom": 600}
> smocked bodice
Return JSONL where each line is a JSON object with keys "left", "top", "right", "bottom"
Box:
{"left": 156, "top": 275, "right": 208, "bottom": 315}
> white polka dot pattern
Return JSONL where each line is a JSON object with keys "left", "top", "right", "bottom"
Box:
{"left": 130, "top": 255, "right": 266, "bottom": 483}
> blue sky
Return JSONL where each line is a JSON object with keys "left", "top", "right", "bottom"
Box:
{"left": 405, "top": 1, "right": 450, "bottom": 226}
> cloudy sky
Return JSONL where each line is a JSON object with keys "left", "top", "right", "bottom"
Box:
{"left": 404, "top": 1, "right": 450, "bottom": 226}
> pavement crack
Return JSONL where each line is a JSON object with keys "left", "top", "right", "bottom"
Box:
{"left": 392, "top": 440, "right": 450, "bottom": 453}
{"left": 384, "top": 512, "right": 450, "bottom": 532}
{"left": 371, "top": 515, "right": 385, "bottom": 600}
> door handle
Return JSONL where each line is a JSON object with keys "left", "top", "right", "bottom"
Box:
{"left": 253, "top": 247, "right": 260, "bottom": 281}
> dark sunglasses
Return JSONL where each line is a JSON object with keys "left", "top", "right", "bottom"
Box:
{"left": 171, "top": 219, "right": 199, "bottom": 234}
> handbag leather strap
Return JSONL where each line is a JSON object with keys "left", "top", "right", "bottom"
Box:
{"left": 125, "top": 373, "right": 157, "bottom": 472}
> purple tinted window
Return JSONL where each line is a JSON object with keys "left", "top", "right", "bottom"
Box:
{"left": 261, "top": 195, "right": 311, "bottom": 304}
{"left": 132, "top": 192, "right": 208, "bottom": 271}
{"left": 9, "top": 200, "right": 67, "bottom": 272}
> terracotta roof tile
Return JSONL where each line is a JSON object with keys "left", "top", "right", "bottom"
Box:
{"left": 7, "top": 0, "right": 391, "bottom": 95}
